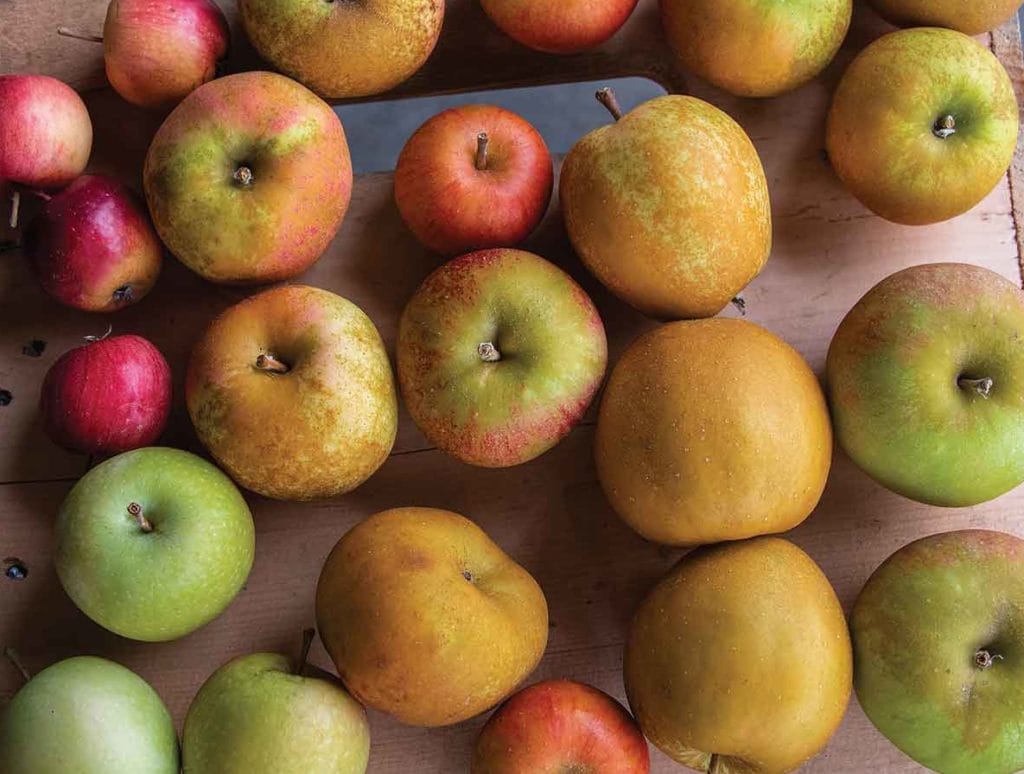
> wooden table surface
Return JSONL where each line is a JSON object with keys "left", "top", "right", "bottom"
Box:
{"left": 2, "top": 1, "right": 1024, "bottom": 772}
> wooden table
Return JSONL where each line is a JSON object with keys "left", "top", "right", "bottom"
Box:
{"left": 2, "top": 1, "right": 1024, "bottom": 771}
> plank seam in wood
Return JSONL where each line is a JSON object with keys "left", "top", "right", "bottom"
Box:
{"left": 991, "top": 16, "right": 1024, "bottom": 285}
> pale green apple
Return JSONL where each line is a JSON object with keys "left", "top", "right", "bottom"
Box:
{"left": 55, "top": 447, "right": 256, "bottom": 641}
{"left": 0, "top": 655, "right": 179, "bottom": 774}
{"left": 182, "top": 649, "right": 370, "bottom": 773}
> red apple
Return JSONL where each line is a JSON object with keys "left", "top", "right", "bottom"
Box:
{"left": 25, "top": 175, "right": 163, "bottom": 312}
{"left": 40, "top": 334, "right": 172, "bottom": 455}
{"left": 480, "top": 0, "right": 639, "bottom": 54}
{"left": 472, "top": 679, "right": 650, "bottom": 774}
{"left": 394, "top": 105, "right": 553, "bottom": 256}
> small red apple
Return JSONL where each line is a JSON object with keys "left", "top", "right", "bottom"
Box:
{"left": 472, "top": 679, "right": 650, "bottom": 774}
{"left": 480, "top": 0, "right": 639, "bottom": 54}
{"left": 40, "top": 334, "right": 172, "bottom": 455}
{"left": 394, "top": 104, "right": 553, "bottom": 256}
{"left": 25, "top": 175, "right": 163, "bottom": 312}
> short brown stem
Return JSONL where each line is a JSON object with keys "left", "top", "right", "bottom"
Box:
{"left": 57, "top": 26, "right": 104, "bottom": 43}
{"left": 475, "top": 132, "right": 489, "bottom": 171}
{"left": 478, "top": 342, "right": 501, "bottom": 362}
{"left": 934, "top": 114, "right": 957, "bottom": 139}
{"left": 959, "top": 376, "right": 993, "bottom": 398}
{"left": 127, "top": 502, "right": 153, "bottom": 533}
{"left": 256, "top": 353, "right": 290, "bottom": 374}
{"left": 3, "top": 647, "right": 31, "bottom": 684}
{"left": 596, "top": 87, "right": 624, "bottom": 121}
{"left": 233, "top": 166, "right": 254, "bottom": 187}
{"left": 296, "top": 628, "right": 315, "bottom": 676}
{"left": 8, "top": 190, "right": 19, "bottom": 230}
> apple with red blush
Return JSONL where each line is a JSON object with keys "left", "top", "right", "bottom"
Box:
{"left": 481, "top": 0, "right": 639, "bottom": 54}
{"left": 40, "top": 333, "right": 172, "bottom": 455}
{"left": 394, "top": 104, "right": 553, "bottom": 256}
{"left": 472, "top": 679, "right": 650, "bottom": 774}
{"left": 25, "top": 174, "right": 162, "bottom": 312}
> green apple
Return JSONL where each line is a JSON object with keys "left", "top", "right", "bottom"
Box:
{"left": 0, "top": 655, "right": 179, "bottom": 773}
{"left": 827, "top": 262, "right": 1024, "bottom": 506}
{"left": 182, "top": 635, "right": 369, "bottom": 774}
{"left": 852, "top": 529, "right": 1024, "bottom": 774}
{"left": 55, "top": 447, "right": 256, "bottom": 641}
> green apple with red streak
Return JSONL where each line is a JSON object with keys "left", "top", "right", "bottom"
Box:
{"left": 397, "top": 248, "right": 607, "bottom": 467}
{"left": 144, "top": 71, "right": 352, "bottom": 284}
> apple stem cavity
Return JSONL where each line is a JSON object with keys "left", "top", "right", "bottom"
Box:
{"left": 8, "top": 190, "right": 19, "bottom": 229}
{"left": 127, "top": 502, "right": 154, "bottom": 533}
{"left": 596, "top": 87, "right": 624, "bottom": 122}
{"left": 296, "top": 628, "right": 315, "bottom": 676}
{"left": 255, "top": 353, "right": 290, "bottom": 374}
{"left": 475, "top": 132, "right": 490, "bottom": 171}
{"left": 975, "top": 649, "right": 1003, "bottom": 669}
{"left": 478, "top": 342, "right": 502, "bottom": 362}
{"left": 958, "top": 376, "right": 994, "bottom": 398}
{"left": 233, "top": 165, "right": 254, "bottom": 187}
{"left": 3, "top": 646, "right": 31, "bottom": 684}
{"left": 84, "top": 323, "right": 114, "bottom": 343}
{"left": 934, "top": 114, "right": 957, "bottom": 139}
{"left": 56, "top": 26, "right": 104, "bottom": 43}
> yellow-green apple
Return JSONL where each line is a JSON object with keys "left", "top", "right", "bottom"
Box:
{"left": 827, "top": 262, "right": 1024, "bottom": 506}
{"left": 239, "top": 0, "right": 444, "bottom": 98}
{"left": 186, "top": 284, "right": 397, "bottom": 500}
{"left": 827, "top": 27, "right": 1019, "bottom": 225}
{"left": 40, "top": 334, "right": 171, "bottom": 455}
{"left": 25, "top": 175, "right": 162, "bottom": 311}
{"left": 625, "top": 537, "right": 852, "bottom": 773}
{"left": 852, "top": 530, "right": 1024, "bottom": 774}
{"left": 472, "top": 680, "right": 650, "bottom": 774}
{"left": 182, "top": 636, "right": 370, "bottom": 774}
{"left": 867, "top": 0, "right": 1023, "bottom": 35}
{"left": 398, "top": 249, "right": 607, "bottom": 467}
{"left": 0, "top": 655, "right": 179, "bottom": 773}
{"left": 55, "top": 447, "right": 255, "bottom": 641}
{"left": 394, "top": 105, "right": 553, "bottom": 255}
{"left": 480, "top": 0, "right": 639, "bottom": 53}
{"left": 596, "top": 318, "right": 831, "bottom": 546}
{"left": 660, "top": 0, "right": 851, "bottom": 97}
{"left": 144, "top": 71, "right": 352, "bottom": 284}
{"left": 315, "top": 507, "right": 549, "bottom": 727}
{"left": 560, "top": 90, "right": 771, "bottom": 320}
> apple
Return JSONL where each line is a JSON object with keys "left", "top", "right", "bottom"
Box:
{"left": 25, "top": 174, "right": 162, "bottom": 311}
{"left": 182, "top": 634, "right": 370, "bottom": 774}
{"left": 827, "top": 262, "right": 1024, "bottom": 506}
{"left": 660, "top": 0, "right": 851, "bottom": 97}
{"left": 852, "top": 529, "right": 1024, "bottom": 774}
{"left": 827, "top": 27, "right": 1019, "bottom": 225}
{"left": 316, "top": 507, "right": 549, "bottom": 727}
{"left": 0, "top": 655, "right": 179, "bottom": 773}
{"left": 394, "top": 105, "right": 553, "bottom": 255}
{"left": 40, "top": 333, "right": 171, "bottom": 455}
{"left": 560, "top": 90, "right": 771, "bottom": 320}
{"left": 866, "top": 0, "right": 1023, "bottom": 35}
{"left": 480, "top": 0, "right": 639, "bottom": 54}
{"left": 55, "top": 446, "right": 255, "bottom": 641}
{"left": 472, "top": 679, "right": 650, "bottom": 774}
{"left": 596, "top": 318, "right": 831, "bottom": 547}
{"left": 144, "top": 71, "right": 352, "bottom": 284}
{"left": 239, "top": 0, "right": 444, "bottom": 98}
{"left": 397, "top": 248, "right": 607, "bottom": 467}
{"left": 186, "top": 284, "right": 398, "bottom": 500}
{"left": 625, "top": 537, "right": 852, "bottom": 773}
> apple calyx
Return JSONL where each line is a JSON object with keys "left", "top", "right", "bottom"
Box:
{"left": 127, "top": 502, "right": 154, "bottom": 533}
{"left": 975, "top": 649, "right": 1003, "bottom": 670}
{"left": 596, "top": 87, "right": 624, "bottom": 122}
{"left": 57, "top": 26, "right": 104, "bottom": 43}
{"left": 475, "top": 132, "right": 490, "bottom": 171}
{"left": 113, "top": 285, "right": 134, "bottom": 304}
{"left": 478, "top": 342, "right": 502, "bottom": 362}
{"left": 296, "top": 627, "right": 315, "bottom": 676}
{"left": 233, "top": 166, "right": 255, "bottom": 188}
{"left": 255, "top": 353, "right": 290, "bottom": 374}
{"left": 958, "top": 375, "right": 994, "bottom": 398}
{"left": 933, "top": 115, "right": 957, "bottom": 140}
{"left": 3, "top": 646, "right": 31, "bottom": 685}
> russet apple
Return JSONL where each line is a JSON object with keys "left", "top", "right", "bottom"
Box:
{"left": 25, "top": 174, "right": 162, "bottom": 311}
{"left": 398, "top": 248, "right": 607, "bottom": 467}
{"left": 239, "top": 0, "right": 444, "bottom": 98}
{"left": 867, "top": 0, "right": 1023, "bottom": 35}
{"left": 56, "top": 447, "right": 255, "bottom": 641}
{"left": 480, "top": 0, "right": 639, "bottom": 54}
{"left": 472, "top": 679, "right": 650, "bottom": 774}
{"left": 186, "top": 284, "right": 398, "bottom": 500}
{"left": 827, "top": 262, "right": 1024, "bottom": 506}
{"left": 315, "top": 507, "right": 549, "bottom": 727}
{"left": 0, "top": 656, "right": 179, "bottom": 773}
{"left": 560, "top": 91, "right": 771, "bottom": 320}
{"left": 853, "top": 530, "right": 1024, "bottom": 774}
{"left": 144, "top": 71, "right": 352, "bottom": 284}
{"left": 660, "top": 0, "right": 851, "bottom": 97}
{"left": 625, "top": 537, "right": 852, "bottom": 774}
{"left": 394, "top": 105, "right": 553, "bottom": 255}
{"left": 40, "top": 334, "right": 171, "bottom": 455}
{"left": 596, "top": 318, "right": 831, "bottom": 546}
{"left": 827, "top": 27, "right": 1019, "bottom": 225}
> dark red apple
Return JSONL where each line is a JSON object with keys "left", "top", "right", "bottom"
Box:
{"left": 472, "top": 680, "right": 650, "bottom": 774}
{"left": 25, "top": 175, "right": 162, "bottom": 312}
{"left": 394, "top": 104, "right": 553, "bottom": 256}
{"left": 40, "top": 334, "right": 172, "bottom": 455}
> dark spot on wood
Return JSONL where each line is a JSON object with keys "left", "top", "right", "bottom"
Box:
{"left": 0, "top": 390, "right": 11, "bottom": 406}
{"left": 21, "top": 340, "right": 46, "bottom": 357}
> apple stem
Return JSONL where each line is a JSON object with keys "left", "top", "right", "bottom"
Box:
{"left": 707, "top": 753, "right": 724, "bottom": 774}
{"left": 83, "top": 323, "right": 114, "bottom": 343}
{"left": 958, "top": 376, "right": 993, "bottom": 398}
{"left": 127, "top": 502, "right": 154, "bottom": 533}
{"left": 475, "top": 132, "right": 490, "bottom": 171}
{"left": 933, "top": 115, "right": 957, "bottom": 139}
{"left": 296, "top": 628, "right": 315, "bottom": 676}
{"left": 596, "top": 87, "right": 624, "bottom": 121}
{"left": 233, "top": 166, "right": 254, "bottom": 187}
{"left": 478, "top": 342, "right": 502, "bottom": 362}
{"left": 57, "top": 26, "right": 104, "bottom": 43}
{"left": 3, "top": 646, "right": 31, "bottom": 684}
{"left": 256, "top": 353, "right": 290, "bottom": 374}
{"left": 8, "top": 190, "right": 19, "bottom": 229}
